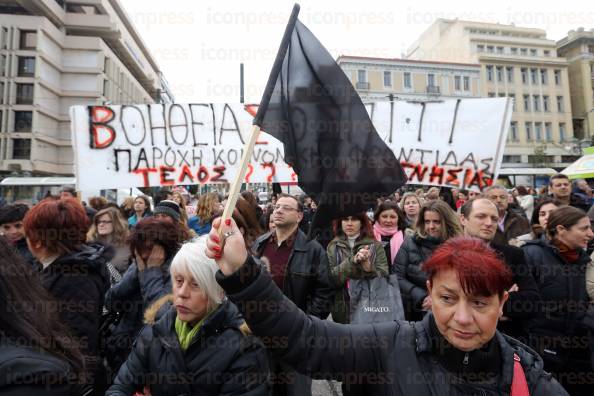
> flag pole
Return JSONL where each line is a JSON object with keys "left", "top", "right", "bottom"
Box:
{"left": 220, "top": 3, "right": 300, "bottom": 226}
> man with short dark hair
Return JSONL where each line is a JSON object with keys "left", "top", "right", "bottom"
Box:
{"left": 460, "top": 198, "right": 539, "bottom": 339}
{"left": 253, "top": 193, "right": 333, "bottom": 395}
{"left": 0, "top": 203, "right": 35, "bottom": 266}
{"left": 549, "top": 173, "right": 591, "bottom": 212}
{"left": 483, "top": 185, "right": 530, "bottom": 245}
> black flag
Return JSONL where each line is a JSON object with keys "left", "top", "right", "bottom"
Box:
{"left": 253, "top": 4, "right": 407, "bottom": 237}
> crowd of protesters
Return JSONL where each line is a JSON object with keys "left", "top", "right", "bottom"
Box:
{"left": 0, "top": 175, "right": 594, "bottom": 395}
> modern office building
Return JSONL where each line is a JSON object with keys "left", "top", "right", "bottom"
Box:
{"left": 0, "top": 0, "right": 172, "bottom": 176}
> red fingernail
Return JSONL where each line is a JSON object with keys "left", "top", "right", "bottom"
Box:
{"left": 213, "top": 245, "right": 221, "bottom": 252}
{"left": 212, "top": 235, "right": 220, "bottom": 243}
{"left": 215, "top": 254, "right": 222, "bottom": 259}
{"left": 225, "top": 219, "right": 231, "bottom": 226}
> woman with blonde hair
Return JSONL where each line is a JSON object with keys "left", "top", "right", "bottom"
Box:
{"left": 87, "top": 207, "right": 131, "bottom": 280}
{"left": 188, "top": 192, "right": 221, "bottom": 236}
{"left": 107, "top": 237, "right": 269, "bottom": 395}
{"left": 394, "top": 200, "right": 463, "bottom": 320}
{"left": 171, "top": 190, "right": 189, "bottom": 224}
{"left": 399, "top": 192, "right": 422, "bottom": 228}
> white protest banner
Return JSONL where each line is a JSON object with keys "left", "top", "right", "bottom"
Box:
{"left": 70, "top": 98, "right": 511, "bottom": 191}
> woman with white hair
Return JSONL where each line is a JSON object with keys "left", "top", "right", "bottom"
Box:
{"left": 106, "top": 237, "right": 269, "bottom": 396}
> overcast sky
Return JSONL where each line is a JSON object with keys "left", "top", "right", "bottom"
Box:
{"left": 120, "top": 0, "right": 593, "bottom": 103}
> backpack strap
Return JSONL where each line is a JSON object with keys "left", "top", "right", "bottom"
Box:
{"left": 511, "top": 353, "right": 530, "bottom": 396}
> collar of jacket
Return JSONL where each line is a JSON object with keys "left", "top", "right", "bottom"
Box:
{"left": 152, "top": 299, "right": 241, "bottom": 342}
{"left": 524, "top": 238, "right": 591, "bottom": 265}
{"left": 413, "top": 313, "right": 544, "bottom": 390}
{"left": 332, "top": 234, "right": 376, "bottom": 249}
{"left": 255, "top": 228, "right": 309, "bottom": 253}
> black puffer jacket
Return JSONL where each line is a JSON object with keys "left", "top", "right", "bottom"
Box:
{"left": 106, "top": 300, "right": 269, "bottom": 396}
{"left": 103, "top": 258, "right": 172, "bottom": 371}
{"left": 217, "top": 257, "right": 568, "bottom": 395}
{"left": 253, "top": 229, "right": 333, "bottom": 319}
{"left": 0, "top": 342, "right": 81, "bottom": 396}
{"left": 40, "top": 243, "right": 111, "bottom": 357}
{"left": 394, "top": 235, "right": 440, "bottom": 320}
{"left": 521, "top": 239, "right": 592, "bottom": 359}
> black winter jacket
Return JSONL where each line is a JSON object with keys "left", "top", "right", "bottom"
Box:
{"left": 106, "top": 300, "right": 269, "bottom": 396}
{"left": 103, "top": 258, "right": 173, "bottom": 370}
{"left": 40, "top": 243, "right": 111, "bottom": 357}
{"left": 521, "top": 239, "right": 592, "bottom": 360}
{"left": 216, "top": 256, "right": 568, "bottom": 395}
{"left": 253, "top": 229, "right": 333, "bottom": 319}
{"left": 394, "top": 235, "right": 440, "bottom": 319}
{"left": 0, "top": 342, "right": 81, "bottom": 396}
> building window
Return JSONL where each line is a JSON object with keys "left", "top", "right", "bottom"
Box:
{"left": 357, "top": 69, "right": 367, "bottom": 83}
{"left": 455, "top": 75, "right": 461, "bottom": 90}
{"left": 533, "top": 95, "right": 540, "bottom": 111}
{"left": 477, "top": 44, "right": 484, "bottom": 53}
{"left": 554, "top": 69, "right": 561, "bottom": 85}
{"left": 542, "top": 95, "right": 549, "bottom": 112}
{"left": 463, "top": 76, "right": 470, "bottom": 91}
{"left": 510, "top": 47, "right": 518, "bottom": 55}
{"left": 530, "top": 49, "right": 537, "bottom": 56}
{"left": 520, "top": 48, "right": 527, "bottom": 56}
{"left": 521, "top": 68, "right": 528, "bottom": 84}
{"left": 559, "top": 123, "right": 566, "bottom": 141}
{"left": 535, "top": 122, "right": 542, "bottom": 140}
{"left": 16, "top": 84, "right": 34, "bottom": 105}
{"left": 540, "top": 69, "right": 547, "bottom": 84}
{"left": 1, "top": 27, "right": 8, "bottom": 49}
{"left": 488, "top": 92, "right": 496, "bottom": 98}
{"left": 530, "top": 68, "right": 538, "bottom": 84}
{"left": 0, "top": 55, "right": 6, "bottom": 77}
{"left": 14, "top": 111, "right": 32, "bottom": 132}
{"left": 544, "top": 50, "right": 550, "bottom": 56}
{"left": 525, "top": 122, "right": 532, "bottom": 141}
{"left": 103, "top": 79, "right": 109, "bottom": 97}
{"left": 496, "top": 66, "right": 503, "bottom": 82}
{"left": 0, "top": 82, "right": 4, "bottom": 105}
{"left": 19, "top": 30, "right": 37, "bottom": 50}
{"left": 383, "top": 71, "right": 392, "bottom": 87}
{"left": 496, "top": 46, "right": 504, "bottom": 54}
{"left": 486, "top": 65, "right": 493, "bottom": 81}
{"left": 510, "top": 121, "right": 518, "bottom": 141}
{"left": 17, "top": 57, "right": 35, "bottom": 77}
{"left": 12, "top": 139, "right": 31, "bottom": 160}
{"left": 427, "top": 73, "right": 435, "bottom": 87}
{"left": 545, "top": 122, "right": 552, "bottom": 142}
{"left": 506, "top": 66, "right": 513, "bottom": 82}
{"left": 503, "top": 155, "right": 522, "bottom": 163}
{"left": 509, "top": 93, "right": 516, "bottom": 111}
{"left": 403, "top": 72, "right": 411, "bottom": 88}
{"left": 523, "top": 94, "right": 530, "bottom": 111}
{"left": 487, "top": 45, "right": 494, "bottom": 53}
{"left": 557, "top": 96, "right": 564, "bottom": 112}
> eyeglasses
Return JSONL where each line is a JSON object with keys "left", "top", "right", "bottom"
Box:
{"left": 97, "top": 220, "right": 113, "bottom": 225}
{"left": 273, "top": 205, "right": 299, "bottom": 212}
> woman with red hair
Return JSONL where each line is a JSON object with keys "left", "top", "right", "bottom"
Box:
{"left": 326, "top": 212, "right": 388, "bottom": 324}
{"left": 23, "top": 197, "right": 111, "bottom": 394}
{"left": 206, "top": 220, "right": 568, "bottom": 395}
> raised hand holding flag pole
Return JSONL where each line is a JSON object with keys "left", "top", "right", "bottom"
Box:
{"left": 221, "top": 3, "right": 407, "bottom": 237}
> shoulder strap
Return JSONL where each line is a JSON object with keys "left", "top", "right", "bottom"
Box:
{"left": 511, "top": 353, "right": 531, "bottom": 396}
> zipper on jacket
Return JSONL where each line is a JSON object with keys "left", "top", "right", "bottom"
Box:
{"left": 463, "top": 352, "right": 469, "bottom": 365}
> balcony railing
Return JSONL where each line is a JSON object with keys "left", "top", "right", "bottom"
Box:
{"left": 426, "top": 85, "right": 440, "bottom": 94}
{"left": 356, "top": 82, "right": 370, "bottom": 90}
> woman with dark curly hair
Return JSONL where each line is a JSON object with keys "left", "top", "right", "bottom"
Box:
{"left": 0, "top": 237, "right": 86, "bottom": 395}
{"left": 103, "top": 217, "right": 187, "bottom": 375}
